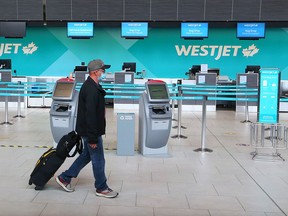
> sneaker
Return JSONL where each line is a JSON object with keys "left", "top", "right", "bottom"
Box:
{"left": 55, "top": 176, "right": 74, "bottom": 192}
{"left": 96, "top": 188, "right": 119, "bottom": 198}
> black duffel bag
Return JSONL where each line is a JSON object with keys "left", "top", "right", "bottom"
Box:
{"left": 56, "top": 131, "right": 83, "bottom": 159}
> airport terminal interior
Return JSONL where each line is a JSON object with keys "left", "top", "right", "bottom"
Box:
{"left": 2, "top": 0, "right": 288, "bottom": 215}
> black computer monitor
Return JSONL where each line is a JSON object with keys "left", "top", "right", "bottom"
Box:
{"left": 0, "top": 59, "right": 12, "bottom": 69}
{"left": 191, "top": 65, "right": 201, "bottom": 75}
{"left": 52, "top": 81, "right": 76, "bottom": 101}
{"left": 208, "top": 68, "right": 220, "bottom": 76}
{"left": 74, "top": 66, "right": 87, "bottom": 71}
{"left": 245, "top": 65, "right": 260, "bottom": 73}
{"left": 0, "top": 22, "right": 26, "bottom": 38}
{"left": 122, "top": 62, "right": 136, "bottom": 72}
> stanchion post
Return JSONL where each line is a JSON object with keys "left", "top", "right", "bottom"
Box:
{"left": 171, "top": 80, "right": 187, "bottom": 139}
{"left": 241, "top": 86, "right": 252, "bottom": 123}
{"left": 171, "top": 83, "right": 177, "bottom": 121}
{"left": 194, "top": 95, "right": 212, "bottom": 152}
{"left": 1, "top": 95, "right": 13, "bottom": 125}
{"left": 14, "top": 81, "right": 25, "bottom": 118}
{"left": 172, "top": 80, "right": 186, "bottom": 129}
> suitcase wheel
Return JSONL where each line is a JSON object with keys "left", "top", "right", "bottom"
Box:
{"left": 35, "top": 185, "right": 44, "bottom": 190}
{"left": 28, "top": 178, "right": 32, "bottom": 185}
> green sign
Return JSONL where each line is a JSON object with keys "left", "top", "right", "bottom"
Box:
{"left": 258, "top": 68, "right": 280, "bottom": 123}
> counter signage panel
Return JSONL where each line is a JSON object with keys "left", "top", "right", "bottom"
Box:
{"left": 258, "top": 68, "right": 280, "bottom": 123}
{"left": 121, "top": 22, "right": 148, "bottom": 38}
{"left": 237, "top": 23, "right": 265, "bottom": 38}
{"left": 181, "top": 23, "right": 208, "bottom": 38}
{"left": 67, "top": 22, "right": 94, "bottom": 38}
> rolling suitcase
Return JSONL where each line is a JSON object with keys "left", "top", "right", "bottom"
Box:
{"left": 28, "top": 131, "right": 82, "bottom": 190}
{"left": 28, "top": 148, "right": 65, "bottom": 190}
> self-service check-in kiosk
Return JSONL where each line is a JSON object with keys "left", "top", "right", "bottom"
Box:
{"left": 139, "top": 80, "right": 172, "bottom": 156}
{"left": 50, "top": 78, "right": 78, "bottom": 145}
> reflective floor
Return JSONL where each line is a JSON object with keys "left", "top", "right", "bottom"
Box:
{"left": 1, "top": 107, "right": 288, "bottom": 216}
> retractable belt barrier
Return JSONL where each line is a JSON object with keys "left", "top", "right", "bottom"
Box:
{"left": 1, "top": 81, "right": 284, "bottom": 153}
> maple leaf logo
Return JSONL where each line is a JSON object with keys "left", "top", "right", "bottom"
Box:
{"left": 242, "top": 44, "right": 259, "bottom": 57}
{"left": 22, "top": 42, "right": 38, "bottom": 55}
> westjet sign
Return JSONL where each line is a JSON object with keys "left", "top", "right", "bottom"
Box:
{"left": 0, "top": 42, "right": 38, "bottom": 56}
{"left": 175, "top": 44, "right": 259, "bottom": 60}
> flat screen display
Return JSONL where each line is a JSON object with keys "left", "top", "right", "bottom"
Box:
{"left": 0, "top": 22, "right": 26, "bottom": 38}
{"left": 121, "top": 22, "right": 148, "bottom": 38}
{"left": 245, "top": 65, "right": 260, "bottom": 73}
{"left": 122, "top": 62, "right": 136, "bottom": 72}
{"left": 52, "top": 82, "right": 76, "bottom": 101}
{"left": 0, "top": 59, "right": 12, "bottom": 69}
{"left": 181, "top": 23, "right": 208, "bottom": 38}
{"left": 237, "top": 23, "right": 265, "bottom": 38}
{"left": 67, "top": 22, "right": 94, "bottom": 38}
{"left": 147, "top": 83, "right": 170, "bottom": 102}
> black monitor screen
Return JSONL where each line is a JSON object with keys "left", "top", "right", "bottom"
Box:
{"left": 208, "top": 68, "right": 220, "bottom": 76}
{"left": 0, "top": 22, "right": 26, "bottom": 38}
{"left": 0, "top": 59, "right": 12, "bottom": 69}
{"left": 74, "top": 66, "right": 87, "bottom": 71}
{"left": 146, "top": 83, "right": 170, "bottom": 102}
{"left": 122, "top": 62, "right": 136, "bottom": 72}
{"left": 191, "top": 65, "right": 201, "bottom": 74}
{"left": 245, "top": 65, "right": 260, "bottom": 73}
{"left": 52, "top": 82, "right": 76, "bottom": 101}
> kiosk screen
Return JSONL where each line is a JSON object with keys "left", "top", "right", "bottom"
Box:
{"left": 52, "top": 82, "right": 76, "bottom": 101}
{"left": 147, "top": 83, "right": 170, "bottom": 102}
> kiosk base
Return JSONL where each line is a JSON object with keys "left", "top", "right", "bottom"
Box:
{"left": 141, "top": 145, "right": 169, "bottom": 157}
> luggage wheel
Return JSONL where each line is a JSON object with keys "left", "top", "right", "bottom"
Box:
{"left": 35, "top": 185, "right": 44, "bottom": 190}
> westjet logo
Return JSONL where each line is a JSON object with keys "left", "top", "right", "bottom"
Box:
{"left": 0, "top": 42, "right": 38, "bottom": 56}
{"left": 175, "top": 44, "right": 259, "bottom": 60}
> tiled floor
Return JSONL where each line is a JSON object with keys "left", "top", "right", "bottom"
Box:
{"left": 1, "top": 106, "right": 288, "bottom": 216}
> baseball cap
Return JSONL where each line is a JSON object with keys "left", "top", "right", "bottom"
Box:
{"left": 87, "top": 59, "right": 111, "bottom": 72}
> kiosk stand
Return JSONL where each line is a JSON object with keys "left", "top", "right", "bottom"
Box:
{"left": 49, "top": 78, "right": 78, "bottom": 146}
{"left": 138, "top": 80, "right": 172, "bottom": 156}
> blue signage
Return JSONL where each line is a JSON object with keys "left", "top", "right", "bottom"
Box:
{"left": 181, "top": 23, "right": 208, "bottom": 38}
{"left": 121, "top": 22, "right": 148, "bottom": 38}
{"left": 237, "top": 23, "right": 265, "bottom": 38}
{"left": 258, "top": 68, "right": 280, "bottom": 123}
{"left": 67, "top": 22, "right": 94, "bottom": 37}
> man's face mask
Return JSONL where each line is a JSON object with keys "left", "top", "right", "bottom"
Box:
{"left": 98, "top": 72, "right": 106, "bottom": 81}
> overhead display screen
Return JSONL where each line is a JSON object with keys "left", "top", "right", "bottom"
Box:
{"left": 181, "top": 23, "right": 208, "bottom": 38}
{"left": 237, "top": 23, "right": 265, "bottom": 38}
{"left": 121, "top": 22, "right": 148, "bottom": 38}
{"left": 0, "top": 22, "right": 26, "bottom": 38}
{"left": 67, "top": 22, "right": 94, "bottom": 38}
